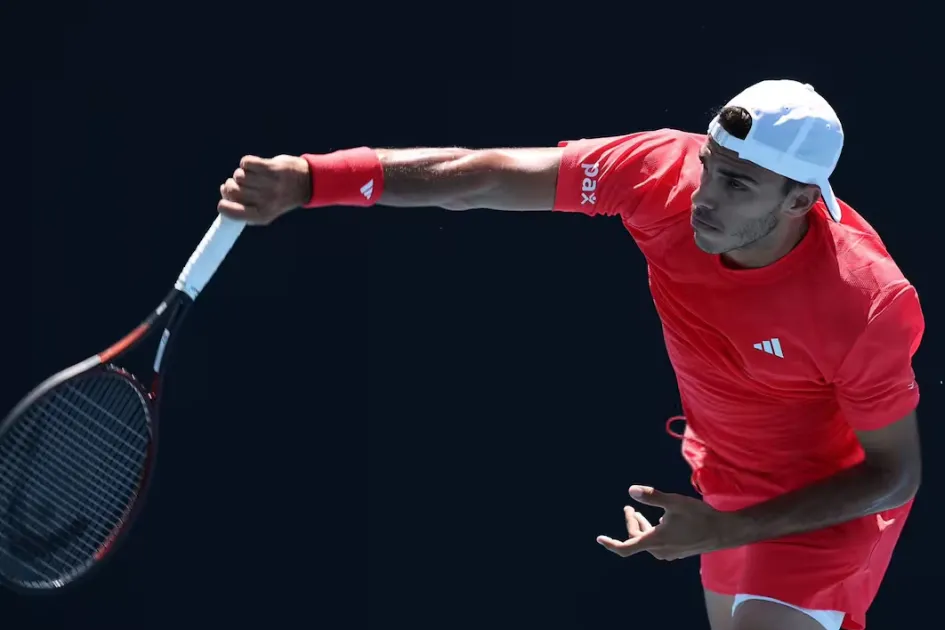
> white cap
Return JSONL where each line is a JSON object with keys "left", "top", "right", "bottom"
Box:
{"left": 708, "top": 79, "right": 844, "bottom": 222}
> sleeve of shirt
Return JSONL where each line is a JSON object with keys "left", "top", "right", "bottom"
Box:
{"left": 833, "top": 284, "right": 925, "bottom": 432}
{"left": 552, "top": 128, "right": 694, "bottom": 230}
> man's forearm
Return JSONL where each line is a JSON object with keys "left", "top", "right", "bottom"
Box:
{"left": 725, "top": 461, "right": 918, "bottom": 547}
{"left": 374, "top": 148, "right": 498, "bottom": 209}
{"left": 371, "top": 147, "right": 560, "bottom": 211}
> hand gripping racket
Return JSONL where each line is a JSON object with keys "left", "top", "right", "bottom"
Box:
{"left": 0, "top": 214, "right": 245, "bottom": 592}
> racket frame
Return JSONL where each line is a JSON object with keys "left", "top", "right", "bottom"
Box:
{"left": 0, "top": 289, "right": 194, "bottom": 594}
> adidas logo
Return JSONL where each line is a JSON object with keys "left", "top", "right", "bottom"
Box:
{"left": 753, "top": 338, "right": 783, "bottom": 358}
{"left": 360, "top": 180, "right": 374, "bottom": 200}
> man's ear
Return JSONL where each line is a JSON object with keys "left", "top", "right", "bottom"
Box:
{"left": 784, "top": 183, "right": 821, "bottom": 217}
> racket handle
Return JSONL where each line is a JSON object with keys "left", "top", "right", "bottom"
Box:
{"left": 174, "top": 215, "right": 247, "bottom": 299}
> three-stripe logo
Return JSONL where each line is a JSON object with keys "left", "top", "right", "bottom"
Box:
{"left": 753, "top": 338, "right": 783, "bottom": 358}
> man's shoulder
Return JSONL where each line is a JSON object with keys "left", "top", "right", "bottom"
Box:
{"left": 806, "top": 204, "right": 918, "bottom": 340}
{"left": 554, "top": 128, "right": 704, "bottom": 222}
{"left": 826, "top": 200, "right": 913, "bottom": 303}
{"left": 811, "top": 203, "right": 925, "bottom": 386}
{"left": 585, "top": 128, "right": 704, "bottom": 198}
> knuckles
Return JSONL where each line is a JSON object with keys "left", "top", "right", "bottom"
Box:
{"left": 222, "top": 179, "right": 242, "bottom": 199}
{"left": 217, "top": 156, "right": 301, "bottom": 226}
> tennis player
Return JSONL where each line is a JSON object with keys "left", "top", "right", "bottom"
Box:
{"left": 218, "top": 80, "right": 925, "bottom": 630}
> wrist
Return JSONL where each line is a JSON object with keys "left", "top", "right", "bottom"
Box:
{"left": 289, "top": 156, "right": 313, "bottom": 208}
{"left": 300, "top": 147, "right": 384, "bottom": 208}
{"left": 714, "top": 509, "right": 756, "bottom": 549}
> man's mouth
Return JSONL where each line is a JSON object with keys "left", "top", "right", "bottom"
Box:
{"left": 691, "top": 213, "right": 720, "bottom": 231}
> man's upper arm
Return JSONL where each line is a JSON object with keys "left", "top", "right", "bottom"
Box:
{"left": 460, "top": 147, "right": 564, "bottom": 211}
{"left": 833, "top": 284, "right": 925, "bottom": 432}
{"left": 551, "top": 129, "right": 698, "bottom": 228}
{"left": 462, "top": 128, "right": 694, "bottom": 217}
{"left": 834, "top": 284, "right": 925, "bottom": 492}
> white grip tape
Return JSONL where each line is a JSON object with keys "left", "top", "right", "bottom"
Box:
{"left": 174, "top": 215, "right": 246, "bottom": 299}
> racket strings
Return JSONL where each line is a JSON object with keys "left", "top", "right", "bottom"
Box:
{"left": 3, "top": 398, "right": 138, "bottom": 548}
{"left": 0, "top": 371, "right": 151, "bottom": 587}
{"left": 0, "top": 378, "right": 147, "bottom": 581}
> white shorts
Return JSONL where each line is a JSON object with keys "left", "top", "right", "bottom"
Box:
{"left": 733, "top": 594, "right": 845, "bottom": 630}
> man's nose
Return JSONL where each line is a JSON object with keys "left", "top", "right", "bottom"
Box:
{"left": 691, "top": 186, "right": 713, "bottom": 209}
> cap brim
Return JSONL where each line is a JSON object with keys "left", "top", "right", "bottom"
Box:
{"left": 819, "top": 181, "right": 842, "bottom": 222}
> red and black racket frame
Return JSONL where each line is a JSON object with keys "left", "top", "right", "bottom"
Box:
{"left": 0, "top": 288, "right": 194, "bottom": 594}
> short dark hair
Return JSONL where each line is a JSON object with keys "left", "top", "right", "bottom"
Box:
{"left": 716, "top": 105, "right": 800, "bottom": 194}
{"left": 716, "top": 105, "right": 754, "bottom": 141}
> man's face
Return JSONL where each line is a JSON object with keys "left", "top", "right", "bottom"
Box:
{"left": 690, "top": 139, "right": 801, "bottom": 255}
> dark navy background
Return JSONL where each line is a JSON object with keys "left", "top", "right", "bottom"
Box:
{"left": 19, "top": 9, "right": 942, "bottom": 629}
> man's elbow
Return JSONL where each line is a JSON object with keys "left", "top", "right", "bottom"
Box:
{"left": 898, "top": 448, "right": 922, "bottom": 503}
{"left": 899, "top": 467, "right": 921, "bottom": 503}
{"left": 874, "top": 461, "right": 921, "bottom": 507}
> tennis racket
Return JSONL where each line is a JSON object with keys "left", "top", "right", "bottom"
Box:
{"left": 0, "top": 214, "right": 246, "bottom": 592}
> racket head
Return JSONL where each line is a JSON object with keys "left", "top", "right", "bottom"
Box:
{"left": 0, "top": 363, "right": 158, "bottom": 593}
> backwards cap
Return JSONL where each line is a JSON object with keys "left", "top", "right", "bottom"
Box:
{"left": 708, "top": 79, "right": 844, "bottom": 221}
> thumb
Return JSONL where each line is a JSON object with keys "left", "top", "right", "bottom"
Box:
{"left": 628, "top": 485, "right": 676, "bottom": 508}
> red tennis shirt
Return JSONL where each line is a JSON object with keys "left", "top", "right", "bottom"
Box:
{"left": 552, "top": 128, "right": 925, "bottom": 507}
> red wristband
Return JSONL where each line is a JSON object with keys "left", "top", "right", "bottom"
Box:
{"left": 301, "top": 147, "right": 384, "bottom": 208}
